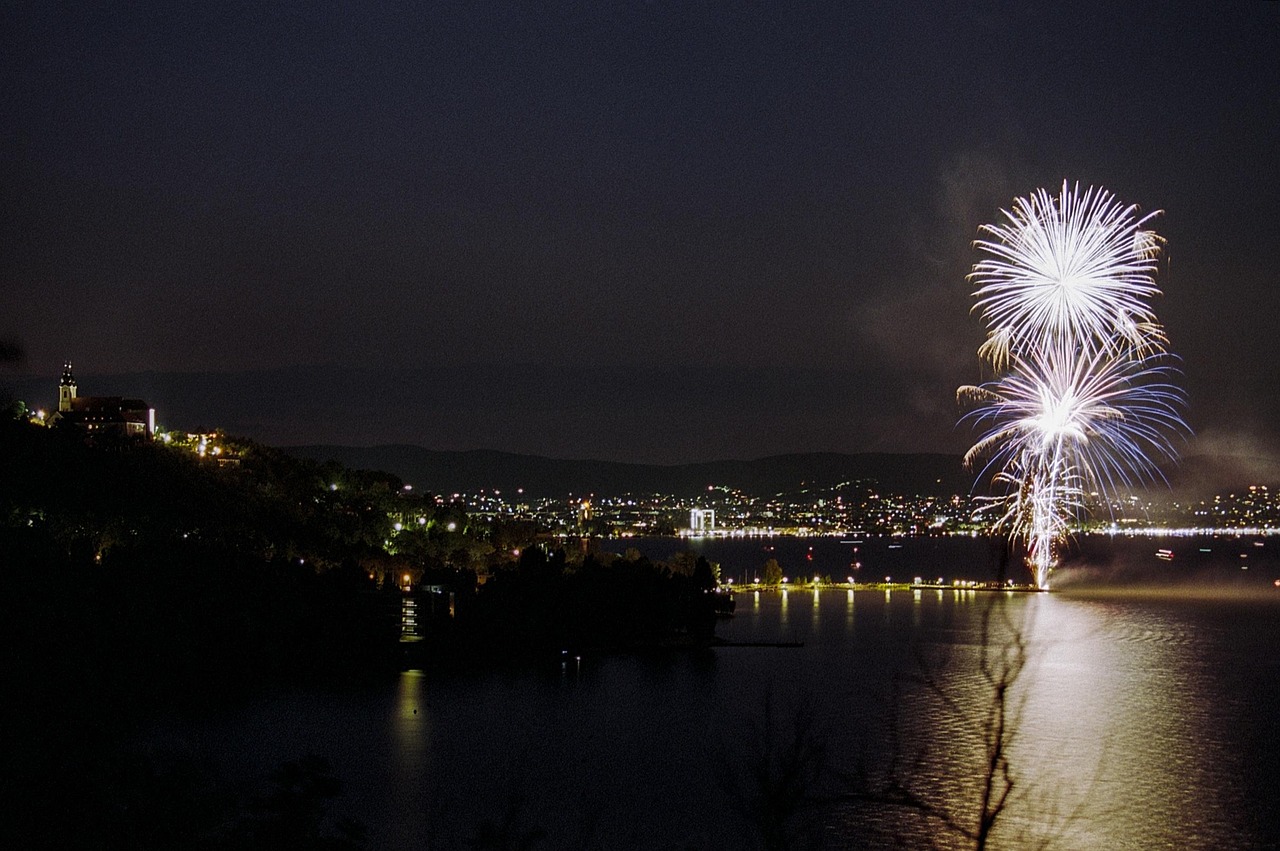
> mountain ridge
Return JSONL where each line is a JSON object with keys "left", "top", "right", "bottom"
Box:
{"left": 283, "top": 445, "right": 973, "bottom": 498}
{"left": 283, "top": 445, "right": 1280, "bottom": 501}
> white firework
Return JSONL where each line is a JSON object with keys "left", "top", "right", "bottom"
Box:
{"left": 960, "top": 343, "right": 1186, "bottom": 497}
{"left": 959, "top": 185, "right": 1189, "bottom": 588}
{"left": 971, "top": 181, "right": 1167, "bottom": 369}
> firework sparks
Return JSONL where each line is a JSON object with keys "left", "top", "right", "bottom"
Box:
{"left": 960, "top": 184, "right": 1189, "bottom": 588}
{"left": 971, "top": 182, "right": 1167, "bottom": 369}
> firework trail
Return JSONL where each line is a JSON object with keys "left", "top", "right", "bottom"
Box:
{"left": 959, "top": 183, "right": 1189, "bottom": 588}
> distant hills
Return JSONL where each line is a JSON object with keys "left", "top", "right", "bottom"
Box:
{"left": 1160, "top": 453, "right": 1280, "bottom": 498}
{"left": 283, "top": 446, "right": 974, "bottom": 498}
{"left": 283, "top": 444, "right": 1280, "bottom": 500}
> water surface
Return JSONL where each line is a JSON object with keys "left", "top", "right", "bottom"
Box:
{"left": 162, "top": 537, "right": 1280, "bottom": 849}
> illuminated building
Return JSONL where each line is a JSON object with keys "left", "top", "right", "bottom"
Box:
{"left": 690, "top": 508, "right": 716, "bottom": 534}
{"left": 49, "top": 361, "right": 156, "bottom": 438}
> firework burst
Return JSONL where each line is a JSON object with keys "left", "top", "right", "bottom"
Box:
{"left": 960, "top": 184, "right": 1189, "bottom": 588}
{"left": 971, "top": 182, "right": 1167, "bottom": 369}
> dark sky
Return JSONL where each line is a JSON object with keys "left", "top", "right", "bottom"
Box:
{"left": 3, "top": 2, "right": 1278, "bottom": 463}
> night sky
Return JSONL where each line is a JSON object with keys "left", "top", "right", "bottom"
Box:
{"left": 4, "top": 2, "right": 1278, "bottom": 463}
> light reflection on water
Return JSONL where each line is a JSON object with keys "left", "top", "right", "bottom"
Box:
{"left": 1010, "top": 594, "right": 1265, "bottom": 850}
{"left": 733, "top": 589, "right": 1274, "bottom": 849}
{"left": 393, "top": 670, "right": 428, "bottom": 774}
{"left": 887, "top": 594, "right": 1152, "bottom": 848}
{"left": 182, "top": 581, "right": 1280, "bottom": 850}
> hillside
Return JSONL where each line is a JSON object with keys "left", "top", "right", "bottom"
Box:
{"left": 283, "top": 445, "right": 1280, "bottom": 501}
{"left": 1161, "top": 453, "right": 1280, "bottom": 497}
{"left": 283, "top": 446, "right": 973, "bottom": 498}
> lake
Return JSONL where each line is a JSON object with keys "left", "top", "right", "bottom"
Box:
{"left": 157, "top": 535, "right": 1280, "bottom": 849}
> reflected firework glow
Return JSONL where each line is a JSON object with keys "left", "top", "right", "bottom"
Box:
{"left": 959, "top": 183, "right": 1190, "bottom": 587}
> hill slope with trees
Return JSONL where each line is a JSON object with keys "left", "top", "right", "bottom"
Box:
{"left": 285, "top": 445, "right": 974, "bottom": 498}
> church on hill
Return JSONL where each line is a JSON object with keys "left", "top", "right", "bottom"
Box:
{"left": 50, "top": 362, "right": 155, "bottom": 438}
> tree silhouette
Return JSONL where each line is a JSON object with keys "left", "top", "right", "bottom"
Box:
{"left": 721, "top": 691, "right": 831, "bottom": 851}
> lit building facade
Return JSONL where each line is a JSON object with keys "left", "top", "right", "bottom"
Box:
{"left": 50, "top": 362, "right": 155, "bottom": 438}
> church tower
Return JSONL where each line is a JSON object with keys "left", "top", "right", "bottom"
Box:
{"left": 58, "top": 361, "right": 77, "bottom": 412}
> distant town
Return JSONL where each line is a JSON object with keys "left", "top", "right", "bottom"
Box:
{"left": 12, "top": 363, "right": 1280, "bottom": 543}
{"left": 452, "top": 480, "right": 1280, "bottom": 540}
